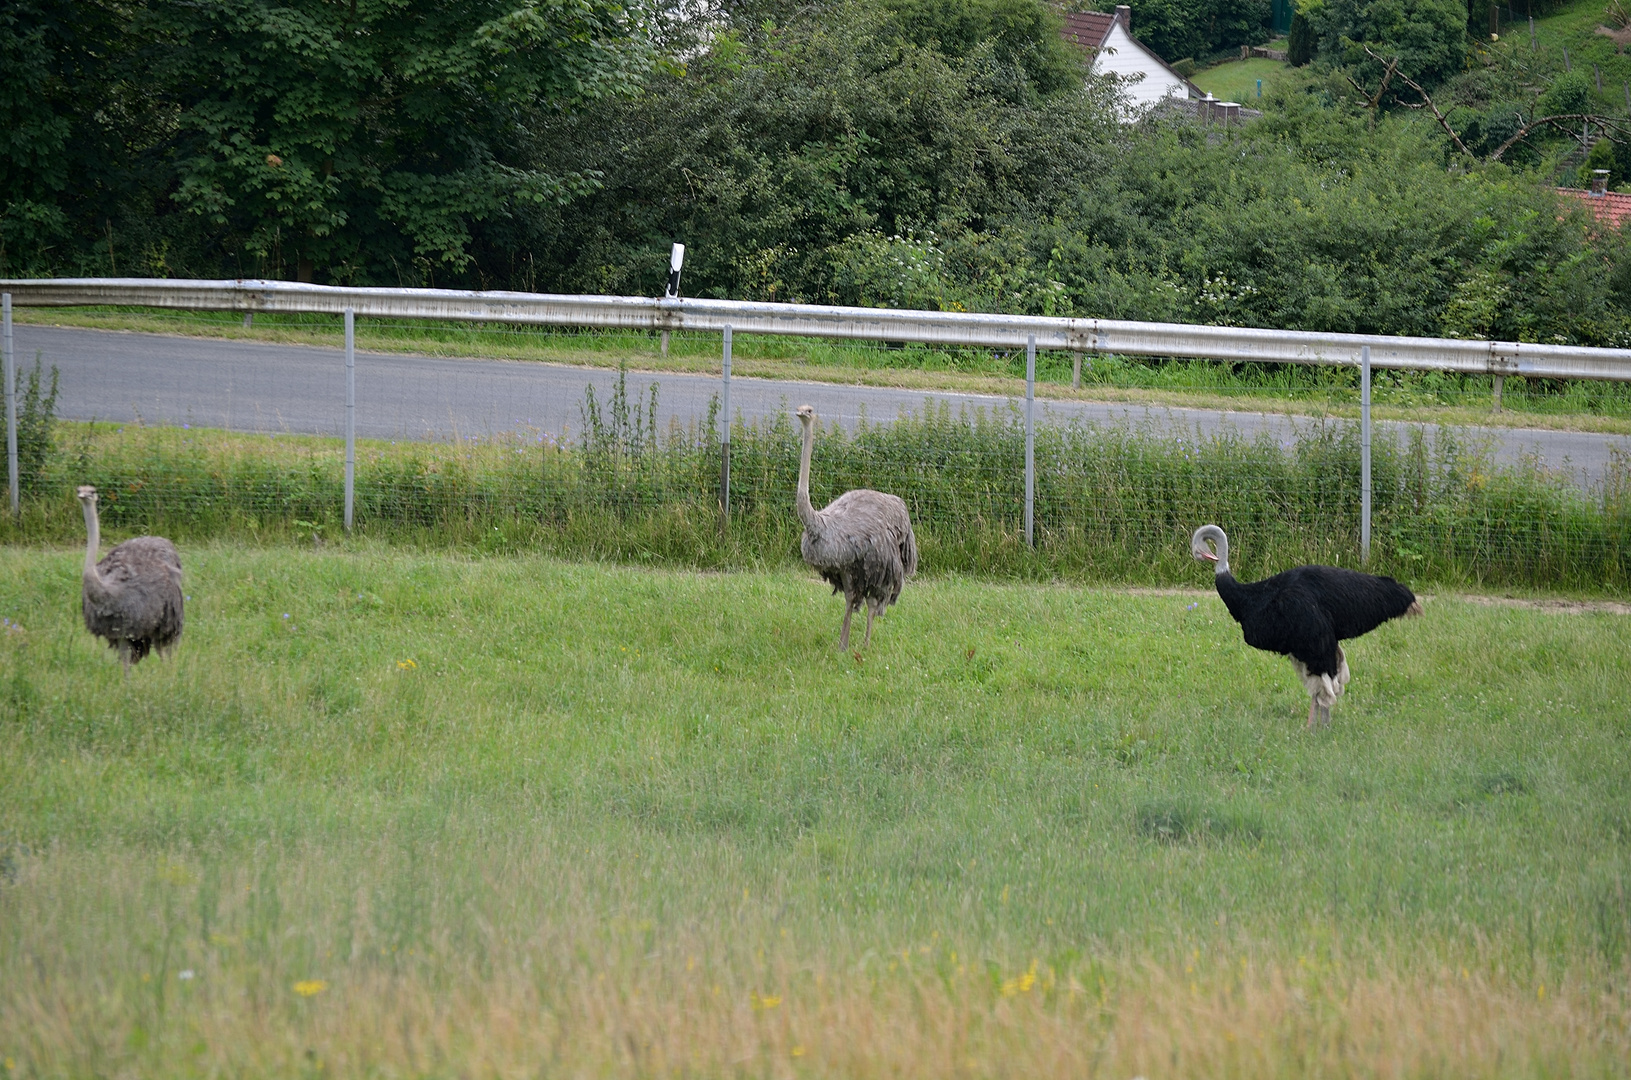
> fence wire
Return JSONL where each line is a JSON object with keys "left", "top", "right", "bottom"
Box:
{"left": 5, "top": 307, "right": 1630, "bottom": 590}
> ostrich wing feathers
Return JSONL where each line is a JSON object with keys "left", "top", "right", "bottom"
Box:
{"left": 84, "top": 536, "right": 185, "bottom": 662}
{"left": 801, "top": 489, "right": 916, "bottom": 607}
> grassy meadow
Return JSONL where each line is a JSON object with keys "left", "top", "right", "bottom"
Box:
{"left": 1, "top": 544, "right": 1628, "bottom": 1077}
{"left": 1189, "top": 57, "right": 1292, "bottom": 105}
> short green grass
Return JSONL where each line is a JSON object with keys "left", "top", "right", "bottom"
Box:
{"left": 1, "top": 546, "right": 1627, "bottom": 1075}
{"left": 1190, "top": 57, "right": 1294, "bottom": 104}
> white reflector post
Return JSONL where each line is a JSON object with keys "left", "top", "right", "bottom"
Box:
{"left": 666, "top": 243, "right": 685, "bottom": 299}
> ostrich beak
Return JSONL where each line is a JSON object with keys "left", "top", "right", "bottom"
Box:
{"left": 1200, "top": 551, "right": 1218, "bottom": 562}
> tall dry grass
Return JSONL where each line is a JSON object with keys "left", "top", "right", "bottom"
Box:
{"left": 3, "top": 848, "right": 1626, "bottom": 1078}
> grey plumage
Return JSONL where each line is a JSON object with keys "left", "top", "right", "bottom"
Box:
{"left": 78, "top": 485, "right": 184, "bottom": 672}
{"left": 795, "top": 405, "right": 918, "bottom": 649}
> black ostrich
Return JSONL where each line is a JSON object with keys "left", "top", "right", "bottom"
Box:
{"left": 1191, "top": 524, "right": 1421, "bottom": 728}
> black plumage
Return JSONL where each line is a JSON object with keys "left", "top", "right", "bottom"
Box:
{"left": 1192, "top": 524, "right": 1420, "bottom": 727}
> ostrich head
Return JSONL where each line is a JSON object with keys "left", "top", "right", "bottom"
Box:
{"left": 77, "top": 485, "right": 99, "bottom": 506}
{"left": 1191, "top": 524, "right": 1229, "bottom": 573}
{"left": 796, "top": 404, "right": 814, "bottom": 426}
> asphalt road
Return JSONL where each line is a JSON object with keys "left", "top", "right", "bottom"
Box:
{"left": 14, "top": 324, "right": 1631, "bottom": 488}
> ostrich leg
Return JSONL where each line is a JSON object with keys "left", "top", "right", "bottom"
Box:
{"left": 840, "top": 601, "right": 855, "bottom": 650}
{"left": 1307, "top": 695, "right": 1319, "bottom": 730}
{"left": 862, "top": 606, "right": 875, "bottom": 649}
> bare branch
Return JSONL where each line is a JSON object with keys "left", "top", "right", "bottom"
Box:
{"left": 1363, "top": 47, "right": 1473, "bottom": 158}
{"left": 1489, "top": 113, "right": 1631, "bottom": 160}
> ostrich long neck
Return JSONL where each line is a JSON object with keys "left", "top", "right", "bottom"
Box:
{"left": 796, "top": 419, "right": 819, "bottom": 528}
{"left": 82, "top": 499, "right": 111, "bottom": 598}
{"left": 1210, "top": 529, "right": 1231, "bottom": 576}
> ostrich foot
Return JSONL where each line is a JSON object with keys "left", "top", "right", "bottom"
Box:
{"left": 1318, "top": 702, "right": 1332, "bottom": 728}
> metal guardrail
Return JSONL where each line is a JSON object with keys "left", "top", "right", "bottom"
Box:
{"left": 5, "top": 277, "right": 1631, "bottom": 383}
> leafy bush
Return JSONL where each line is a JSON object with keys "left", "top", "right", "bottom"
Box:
{"left": 1115, "top": 0, "right": 1274, "bottom": 63}
{"left": 1287, "top": 9, "right": 1315, "bottom": 66}
{"left": 1301, "top": 0, "right": 1467, "bottom": 88}
{"left": 15, "top": 352, "right": 59, "bottom": 497}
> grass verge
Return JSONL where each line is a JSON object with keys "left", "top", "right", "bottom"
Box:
{"left": 0, "top": 547, "right": 1627, "bottom": 1076}
{"left": 7, "top": 403, "right": 1629, "bottom": 594}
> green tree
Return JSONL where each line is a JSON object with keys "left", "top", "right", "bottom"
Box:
{"left": 1584, "top": 137, "right": 1620, "bottom": 189}
{"left": 1302, "top": 0, "right": 1467, "bottom": 89}
{"left": 1287, "top": 8, "right": 1315, "bottom": 65}
{"left": 142, "top": 0, "right": 656, "bottom": 284}
{"left": 0, "top": 0, "right": 134, "bottom": 274}
{"left": 1109, "top": 0, "right": 1274, "bottom": 62}
{"left": 526, "top": 1, "right": 1114, "bottom": 302}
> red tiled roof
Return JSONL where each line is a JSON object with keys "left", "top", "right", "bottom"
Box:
{"left": 1062, "top": 11, "right": 1116, "bottom": 54}
{"left": 1558, "top": 188, "right": 1631, "bottom": 231}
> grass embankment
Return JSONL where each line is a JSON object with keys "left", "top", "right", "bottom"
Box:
{"left": 15, "top": 306, "right": 1631, "bottom": 435}
{"left": 1190, "top": 57, "right": 1292, "bottom": 104}
{"left": 0, "top": 547, "right": 1627, "bottom": 1076}
{"left": 11, "top": 406, "right": 1630, "bottom": 593}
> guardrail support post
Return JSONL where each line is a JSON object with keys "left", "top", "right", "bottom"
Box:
{"left": 1071, "top": 350, "right": 1082, "bottom": 389}
{"left": 344, "top": 307, "right": 355, "bottom": 533}
{"left": 1025, "top": 335, "right": 1036, "bottom": 548}
{"left": 3, "top": 293, "right": 15, "bottom": 519}
{"left": 720, "top": 326, "right": 732, "bottom": 533}
{"left": 1361, "top": 344, "right": 1371, "bottom": 566}
{"left": 1492, "top": 375, "right": 1504, "bottom": 413}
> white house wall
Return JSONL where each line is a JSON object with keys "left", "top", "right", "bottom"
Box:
{"left": 1092, "top": 24, "right": 1189, "bottom": 108}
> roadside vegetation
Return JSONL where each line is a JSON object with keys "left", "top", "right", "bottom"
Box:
{"left": 3, "top": 396, "right": 1625, "bottom": 593}
{"left": 1, "top": 547, "right": 1627, "bottom": 1076}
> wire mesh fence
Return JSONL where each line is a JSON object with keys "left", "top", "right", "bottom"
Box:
{"left": 4, "top": 304, "right": 1630, "bottom": 590}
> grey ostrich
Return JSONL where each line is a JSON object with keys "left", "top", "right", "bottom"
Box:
{"left": 77, "top": 485, "right": 184, "bottom": 672}
{"left": 795, "top": 404, "right": 918, "bottom": 649}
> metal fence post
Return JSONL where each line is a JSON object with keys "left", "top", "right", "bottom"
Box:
{"left": 3, "top": 293, "right": 15, "bottom": 518}
{"left": 720, "top": 326, "right": 732, "bottom": 530}
{"left": 1361, "top": 344, "right": 1371, "bottom": 566}
{"left": 1025, "top": 335, "right": 1036, "bottom": 548}
{"left": 344, "top": 307, "right": 355, "bottom": 532}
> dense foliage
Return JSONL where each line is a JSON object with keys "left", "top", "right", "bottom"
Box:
{"left": 1300, "top": 0, "right": 1469, "bottom": 88}
{"left": 5, "top": 0, "right": 1631, "bottom": 344}
{"left": 1114, "top": 0, "right": 1273, "bottom": 62}
{"left": 1, "top": 0, "right": 656, "bottom": 284}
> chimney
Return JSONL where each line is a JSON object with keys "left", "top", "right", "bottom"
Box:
{"left": 1592, "top": 169, "right": 1610, "bottom": 196}
{"left": 1115, "top": 5, "right": 1131, "bottom": 32}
